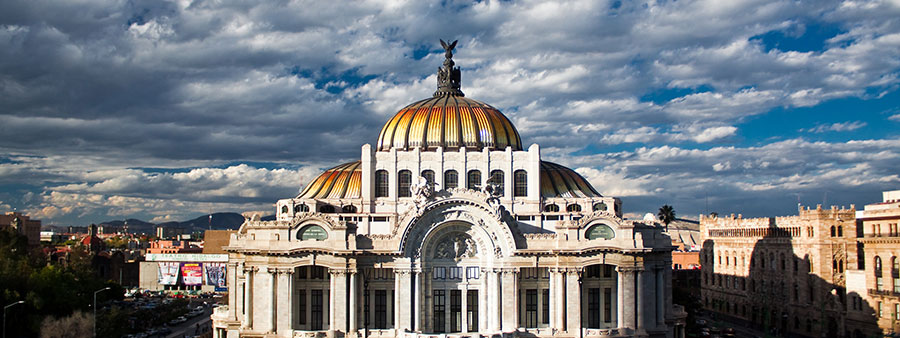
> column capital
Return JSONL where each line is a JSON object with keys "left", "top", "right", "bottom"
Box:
{"left": 499, "top": 267, "right": 519, "bottom": 274}
{"left": 244, "top": 266, "right": 259, "bottom": 273}
{"left": 329, "top": 268, "right": 353, "bottom": 276}
{"left": 615, "top": 265, "right": 644, "bottom": 273}
{"left": 273, "top": 267, "right": 294, "bottom": 275}
{"left": 564, "top": 267, "right": 582, "bottom": 276}
{"left": 393, "top": 268, "right": 413, "bottom": 276}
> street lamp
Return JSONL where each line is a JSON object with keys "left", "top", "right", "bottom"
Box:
{"left": 3, "top": 301, "right": 25, "bottom": 338}
{"left": 93, "top": 287, "right": 111, "bottom": 338}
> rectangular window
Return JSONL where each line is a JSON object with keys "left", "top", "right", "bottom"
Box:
{"left": 299, "top": 289, "right": 307, "bottom": 325}
{"left": 311, "top": 289, "right": 323, "bottom": 330}
{"left": 375, "top": 290, "right": 387, "bottom": 329}
{"left": 542, "top": 289, "right": 550, "bottom": 324}
{"left": 466, "top": 267, "right": 480, "bottom": 279}
{"left": 894, "top": 278, "right": 900, "bottom": 293}
{"left": 895, "top": 303, "right": 899, "bottom": 320}
{"left": 545, "top": 215, "right": 561, "bottom": 221}
{"left": 467, "top": 290, "right": 478, "bottom": 332}
{"left": 877, "top": 277, "right": 884, "bottom": 291}
{"left": 449, "top": 267, "right": 461, "bottom": 280}
{"left": 450, "top": 290, "right": 461, "bottom": 332}
{"left": 433, "top": 290, "right": 445, "bottom": 333}
{"left": 525, "top": 289, "right": 538, "bottom": 328}
{"left": 878, "top": 301, "right": 883, "bottom": 317}
{"left": 588, "top": 288, "right": 600, "bottom": 328}
{"left": 433, "top": 267, "right": 446, "bottom": 279}
{"left": 604, "top": 287, "right": 612, "bottom": 323}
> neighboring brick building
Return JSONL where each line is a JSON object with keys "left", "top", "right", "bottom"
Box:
{"left": 699, "top": 205, "right": 877, "bottom": 338}
{"left": 853, "top": 190, "right": 900, "bottom": 336}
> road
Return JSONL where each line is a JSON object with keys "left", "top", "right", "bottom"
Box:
{"left": 163, "top": 302, "right": 213, "bottom": 338}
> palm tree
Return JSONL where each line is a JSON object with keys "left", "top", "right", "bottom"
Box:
{"left": 658, "top": 204, "right": 676, "bottom": 231}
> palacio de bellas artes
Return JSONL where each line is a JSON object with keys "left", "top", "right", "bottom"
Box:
{"left": 212, "top": 41, "right": 683, "bottom": 338}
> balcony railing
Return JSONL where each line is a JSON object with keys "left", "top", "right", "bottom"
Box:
{"left": 868, "top": 288, "right": 900, "bottom": 297}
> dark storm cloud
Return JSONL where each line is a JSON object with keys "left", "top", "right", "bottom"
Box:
{"left": 1, "top": 0, "right": 899, "bottom": 224}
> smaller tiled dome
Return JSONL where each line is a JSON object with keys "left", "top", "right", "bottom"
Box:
{"left": 298, "top": 161, "right": 361, "bottom": 199}
{"left": 540, "top": 161, "right": 601, "bottom": 198}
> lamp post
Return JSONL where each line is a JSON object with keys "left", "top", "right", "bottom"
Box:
{"left": 3, "top": 301, "right": 24, "bottom": 338}
{"left": 93, "top": 287, "right": 111, "bottom": 338}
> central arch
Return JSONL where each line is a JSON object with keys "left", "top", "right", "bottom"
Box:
{"left": 399, "top": 197, "right": 519, "bottom": 259}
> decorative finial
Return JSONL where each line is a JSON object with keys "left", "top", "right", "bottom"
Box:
{"left": 434, "top": 39, "right": 464, "bottom": 97}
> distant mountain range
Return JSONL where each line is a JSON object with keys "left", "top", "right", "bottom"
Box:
{"left": 86, "top": 212, "right": 274, "bottom": 234}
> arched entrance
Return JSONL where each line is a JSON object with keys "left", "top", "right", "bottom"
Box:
{"left": 420, "top": 222, "right": 492, "bottom": 334}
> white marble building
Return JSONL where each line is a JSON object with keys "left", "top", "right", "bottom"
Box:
{"left": 212, "top": 41, "right": 681, "bottom": 338}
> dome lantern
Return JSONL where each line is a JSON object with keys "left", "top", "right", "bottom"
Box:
{"left": 434, "top": 39, "right": 464, "bottom": 97}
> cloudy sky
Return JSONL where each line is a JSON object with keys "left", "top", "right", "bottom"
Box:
{"left": 2, "top": 0, "right": 899, "bottom": 226}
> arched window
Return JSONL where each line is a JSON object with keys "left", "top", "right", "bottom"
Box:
{"left": 543, "top": 204, "right": 559, "bottom": 212}
{"left": 893, "top": 257, "right": 899, "bottom": 272}
{"left": 875, "top": 256, "right": 884, "bottom": 290}
{"left": 830, "top": 226, "right": 836, "bottom": 237}
{"left": 444, "top": 170, "right": 458, "bottom": 189}
{"left": 837, "top": 225, "right": 843, "bottom": 237}
{"left": 375, "top": 170, "right": 389, "bottom": 197}
{"left": 488, "top": 170, "right": 504, "bottom": 196}
{"left": 833, "top": 260, "right": 838, "bottom": 270}
{"left": 593, "top": 203, "right": 607, "bottom": 212}
{"left": 513, "top": 170, "right": 527, "bottom": 197}
{"left": 342, "top": 205, "right": 357, "bottom": 213}
{"left": 566, "top": 204, "right": 582, "bottom": 212}
{"left": 297, "top": 225, "right": 327, "bottom": 241}
{"left": 319, "top": 205, "right": 335, "bottom": 213}
{"left": 421, "top": 170, "right": 435, "bottom": 186}
{"left": 398, "top": 170, "right": 412, "bottom": 197}
{"left": 281, "top": 205, "right": 288, "bottom": 214}
{"left": 780, "top": 253, "right": 786, "bottom": 270}
{"left": 294, "top": 204, "right": 309, "bottom": 213}
{"left": 467, "top": 170, "right": 481, "bottom": 190}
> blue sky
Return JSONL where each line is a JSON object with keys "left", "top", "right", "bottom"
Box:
{"left": 1, "top": 0, "right": 899, "bottom": 225}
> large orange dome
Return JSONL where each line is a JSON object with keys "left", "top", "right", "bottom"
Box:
{"left": 376, "top": 96, "right": 522, "bottom": 151}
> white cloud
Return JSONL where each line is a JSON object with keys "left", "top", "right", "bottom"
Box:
{"left": 801, "top": 121, "right": 867, "bottom": 133}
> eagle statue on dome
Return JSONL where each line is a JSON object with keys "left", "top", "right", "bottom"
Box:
{"left": 435, "top": 39, "right": 463, "bottom": 97}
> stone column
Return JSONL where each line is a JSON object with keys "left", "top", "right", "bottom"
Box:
{"left": 276, "top": 268, "right": 294, "bottom": 336}
{"left": 565, "top": 269, "right": 582, "bottom": 335}
{"left": 637, "top": 268, "right": 650, "bottom": 334}
{"left": 555, "top": 269, "right": 566, "bottom": 331}
{"left": 243, "top": 266, "right": 257, "bottom": 329}
{"left": 491, "top": 269, "right": 502, "bottom": 332}
{"left": 461, "top": 285, "right": 468, "bottom": 333}
{"left": 616, "top": 266, "right": 637, "bottom": 333}
{"left": 501, "top": 268, "right": 519, "bottom": 332}
{"left": 394, "top": 269, "right": 412, "bottom": 332}
{"left": 548, "top": 268, "right": 558, "bottom": 330}
{"left": 479, "top": 268, "right": 488, "bottom": 333}
{"left": 414, "top": 269, "right": 422, "bottom": 332}
{"left": 228, "top": 263, "right": 239, "bottom": 321}
{"left": 349, "top": 270, "right": 358, "bottom": 337}
{"left": 656, "top": 267, "right": 665, "bottom": 327}
{"left": 616, "top": 268, "right": 623, "bottom": 329}
{"left": 253, "top": 268, "right": 273, "bottom": 333}
{"left": 329, "top": 269, "right": 348, "bottom": 334}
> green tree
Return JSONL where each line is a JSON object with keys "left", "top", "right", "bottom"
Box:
{"left": 658, "top": 204, "right": 676, "bottom": 231}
